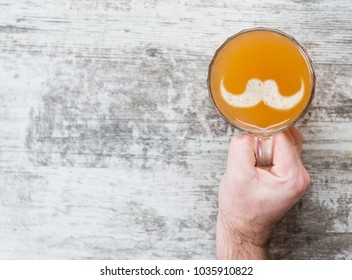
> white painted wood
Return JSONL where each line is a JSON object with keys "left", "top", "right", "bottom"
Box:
{"left": 0, "top": 0, "right": 351, "bottom": 259}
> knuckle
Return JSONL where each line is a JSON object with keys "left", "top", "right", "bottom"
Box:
{"left": 304, "top": 169, "right": 311, "bottom": 187}
{"left": 289, "top": 171, "right": 309, "bottom": 195}
{"left": 294, "top": 175, "right": 306, "bottom": 191}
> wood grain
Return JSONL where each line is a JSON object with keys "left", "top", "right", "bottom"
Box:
{"left": 0, "top": 0, "right": 351, "bottom": 259}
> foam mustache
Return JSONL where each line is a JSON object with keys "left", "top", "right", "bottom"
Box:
{"left": 220, "top": 78, "right": 304, "bottom": 110}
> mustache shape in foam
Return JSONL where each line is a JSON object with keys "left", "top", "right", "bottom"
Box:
{"left": 220, "top": 78, "right": 304, "bottom": 110}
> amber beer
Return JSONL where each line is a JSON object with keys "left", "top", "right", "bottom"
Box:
{"left": 208, "top": 28, "right": 315, "bottom": 134}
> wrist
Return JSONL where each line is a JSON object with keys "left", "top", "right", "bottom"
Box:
{"left": 216, "top": 238, "right": 269, "bottom": 260}
{"left": 216, "top": 213, "right": 270, "bottom": 260}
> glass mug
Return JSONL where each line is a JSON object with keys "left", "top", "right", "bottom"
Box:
{"left": 208, "top": 28, "right": 316, "bottom": 167}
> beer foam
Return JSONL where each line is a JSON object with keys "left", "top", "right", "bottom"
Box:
{"left": 220, "top": 78, "right": 304, "bottom": 110}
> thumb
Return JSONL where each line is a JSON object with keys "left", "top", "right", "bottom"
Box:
{"left": 226, "top": 134, "right": 256, "bottom": 178}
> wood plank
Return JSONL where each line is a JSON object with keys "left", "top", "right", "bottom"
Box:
{"left": 0, "top": 0, "right": 351, "bottom": 259}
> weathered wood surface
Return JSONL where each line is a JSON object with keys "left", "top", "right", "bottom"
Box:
{"left": 0, "top": 0, "right": 351, "bottom": 259}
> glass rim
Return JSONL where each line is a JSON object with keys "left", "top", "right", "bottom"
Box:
{"left": 207, "top": 27, "right": 316, "bottom": 136}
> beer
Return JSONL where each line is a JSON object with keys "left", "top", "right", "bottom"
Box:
{"left": 208, "top": 28, "right": 315, "bottom": 134}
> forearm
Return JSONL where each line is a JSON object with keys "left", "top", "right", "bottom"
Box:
{"left": 215, "top": 217, "right": 270, "bottom": 260}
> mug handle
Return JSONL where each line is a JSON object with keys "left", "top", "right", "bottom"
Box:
{"left": 255, "top": 136, "right": 273, "bottom": 167}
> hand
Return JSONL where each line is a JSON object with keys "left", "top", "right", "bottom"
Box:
{"left": 216, "top": 127, "right": 310, "bottom": 259}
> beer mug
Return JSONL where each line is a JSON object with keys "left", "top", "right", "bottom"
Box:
{"left": 208, "top": 28, "right": 316, "bottom": 167}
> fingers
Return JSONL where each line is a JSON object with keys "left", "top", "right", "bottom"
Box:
{"left": 271, "top": 129, "right": 301, "bottom": 178}
{"left": 287, "top": 127, "right": 303, "bottom": 155}
{"left": 270, "top": 128, "right": 310, "bottom": 194}
{"left": 225, "top": 128, "right": 309, "bottom": 193}
{"left": 287, "top": 127, "right": 310, "bottom": 187}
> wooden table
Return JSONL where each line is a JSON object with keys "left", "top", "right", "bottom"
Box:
{"left": 0, "top": 0, "right": 351, "bottom": 259}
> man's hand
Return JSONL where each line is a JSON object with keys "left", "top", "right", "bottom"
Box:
{"left": 216, "top": 127, "right": 310, "bottom": 259}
